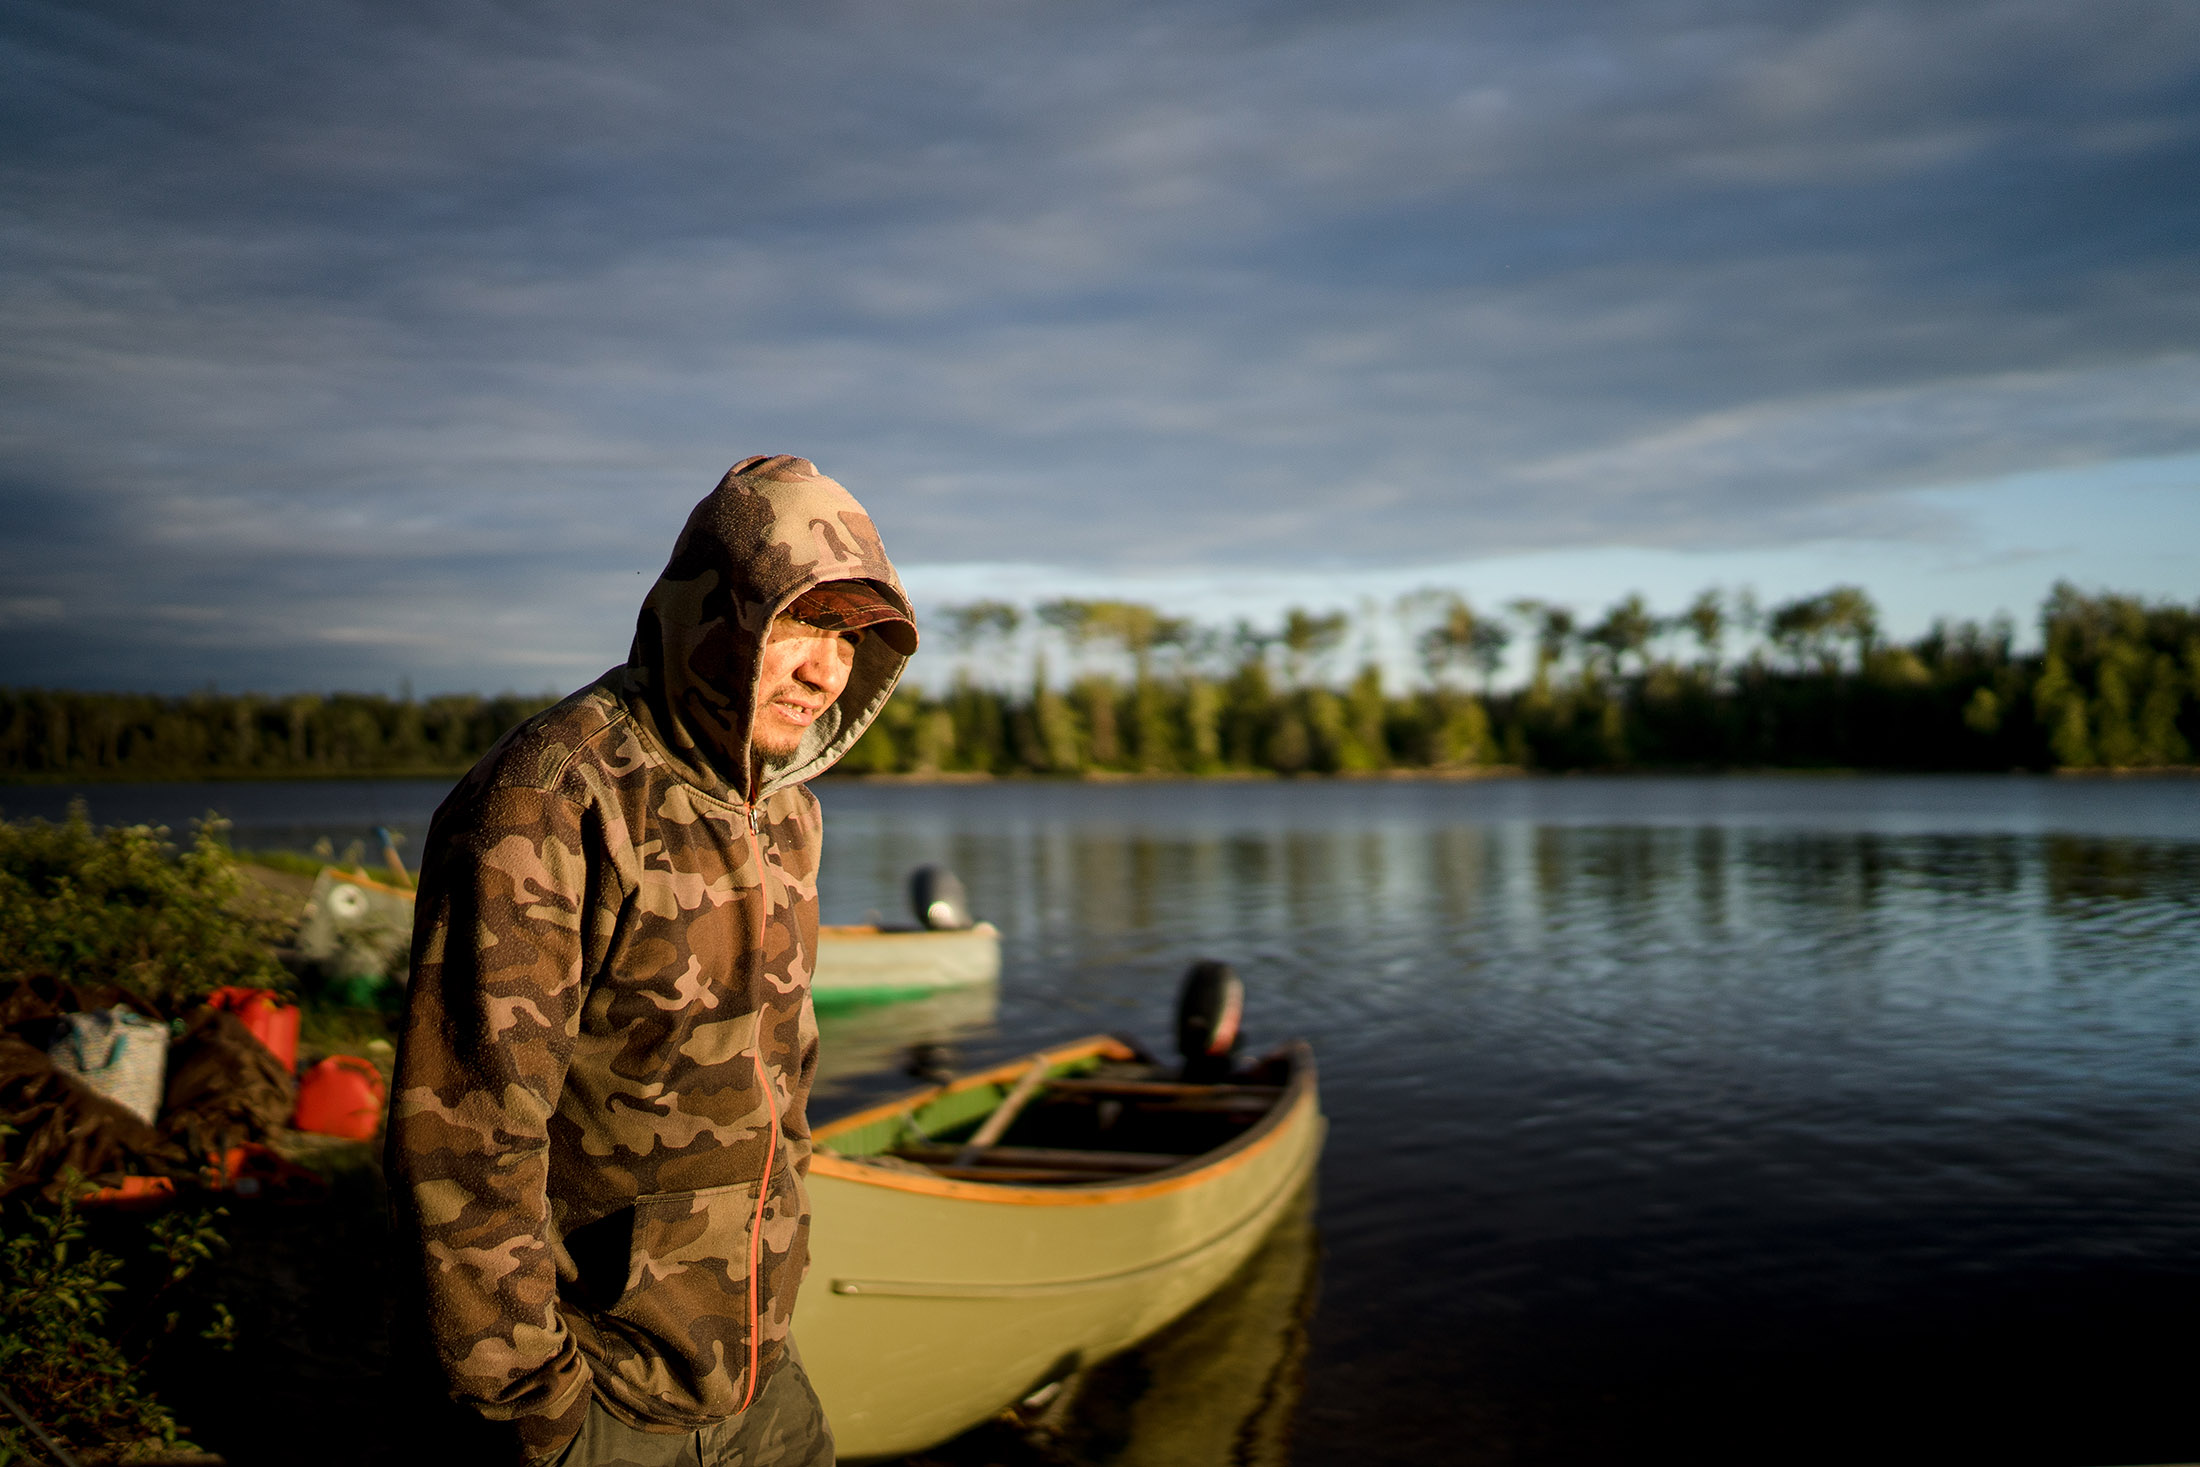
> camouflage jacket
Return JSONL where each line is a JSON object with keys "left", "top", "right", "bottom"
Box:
{"left": 387, "top": 456, "right": 914, "bottom": 1461}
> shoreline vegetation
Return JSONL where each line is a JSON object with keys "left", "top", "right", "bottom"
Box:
{"left": 0, "top": 809, "right": 393, "bottom": 1463}
{"left": 5, "top": 583, "right": 2198, "bottom": 785}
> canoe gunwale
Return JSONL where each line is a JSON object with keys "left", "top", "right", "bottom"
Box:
{"left": 810, "top": 1037, "right": 1318, "bottom": 1208}
{"left": 816, "top": 920, "right": 1001, "bottom": 941}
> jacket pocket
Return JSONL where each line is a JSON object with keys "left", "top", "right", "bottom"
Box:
{"left": 607, "top": 1180, "right": 761, "bottom": 1412}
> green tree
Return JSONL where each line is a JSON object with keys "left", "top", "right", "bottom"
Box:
{"left": 1074, "top": 677, "right": 1121, "bottom": 768}
{"left": 1181, "top": 678, "right": 1224, "bottom": 773}
{"left": 1584, "top": 593, "right": 1656, "bottom": 677}
{"left": 1026, "top": 656, "right": 1085, "bottom": 772}
{"left": 2091, "top": 649, "right": 2142, "bottom": 767}
{"left": 942, "top": 600, "right": 1022, "bottom": 646}
{"left": 1682, "top": 588, "right": 1727, "bottom": 671}
{"left": 910, "top": 707, "right": 957, "bottom": 774}
{"left": 2137, "top": 653, "right": 2191, "bottom": 765}
{"left": 1962, "top": 687, "right": 2004, "bottom": 737}
{"left": 1277, "top": 608, "right": 1349, "bottom": 688}
{"left": 1037, "top": 600, "right": 1188, "bottom": 680}
{"left": 1130, "top": 675, "right": 1177, "bottom": 773}
{"left": 1507, "top": 599, "right": 1576, "bottom": 687}
{"left": 2034, "top": 654, "right": 2093, "bottom": 768}
{"left": 1265, "top": 705, "right": 1313, "bottom": 774}
{"left": 946, "top": 677, "right": 1008, "bottom": 772}
{"left": 1431, "top": 694, "right": 1498, "bottom": 767}
{"left": 940, "top": 600, "right": 1025, "bottom": 696}
{"left": 1413, "top": 594, "right": 1512, "bottom": 694}
{"left": 1221, "top": 650, "right": 1276, "bottom": 769}
{"left": 840, "top": 689, "right": 911, "bottom": 773}
{"left": 1767, "top": 586, "right": 1877, "bottom": 674}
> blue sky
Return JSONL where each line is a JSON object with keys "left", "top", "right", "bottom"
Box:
{"left": 4, "top": 0, "right": 2197, "bottom": 694}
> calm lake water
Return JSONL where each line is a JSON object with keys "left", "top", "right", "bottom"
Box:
{"left": 13, "top": 775, "right": 2200, "bottom": 1466}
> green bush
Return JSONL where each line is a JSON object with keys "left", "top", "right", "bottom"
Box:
{"left": 0, "top": 1172, "right": 229, "bottom": 1462}
{"left": 0, "top": 805, "right": 289, "bottom": 1007}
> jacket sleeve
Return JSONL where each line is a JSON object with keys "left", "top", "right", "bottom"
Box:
{"left": 785, "top": 786, "right": 823, "bottom": 1182}
{"left": 786, "top": 989, "right": 820, "bottom": 1181}
{"left": 388, "top": 785, "right": 596, "bottom": 1463}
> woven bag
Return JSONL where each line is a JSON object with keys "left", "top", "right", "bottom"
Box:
{"left": 49, "top": 1006, "right": 169, "bottom": 1125}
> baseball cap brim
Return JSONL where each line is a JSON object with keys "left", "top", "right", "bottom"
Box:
{"left": 784, "top": 580, "right": 918, "bottom": 655}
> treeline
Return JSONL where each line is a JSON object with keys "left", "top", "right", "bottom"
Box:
{"left": 4, "top": 584, "right": 2195, "bottom": 782}
{"left": 835, "top": 582, "right": 2200, "bottom": 776}
{"left": 0, "top": 689, "right": 557, "bottom": 781}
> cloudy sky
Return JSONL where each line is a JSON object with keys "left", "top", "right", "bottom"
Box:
{"left": 5, "top": 0, "right": 2198, "bottom": 693}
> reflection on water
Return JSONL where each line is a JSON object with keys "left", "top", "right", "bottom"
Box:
{"left": 811, "top": 983, "right": 999, "bottom": 1106}
{"left": 20, "top": 775, "right": 2200, "bottom": 1464}
{"left": 1040, "top": 1179, "right": 1317, "bottom": 1467}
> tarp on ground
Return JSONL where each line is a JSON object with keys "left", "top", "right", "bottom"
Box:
{"left": 0, "top": 975, "right": 297, "bottom": 1200}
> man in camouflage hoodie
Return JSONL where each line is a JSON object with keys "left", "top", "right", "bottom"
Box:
{"left": 388, "top": 455, "right": 917, "bottom": 1466}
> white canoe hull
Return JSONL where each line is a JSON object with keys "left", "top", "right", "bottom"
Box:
{"left": 812, "top": 922, "right": 1000, "bottom": 1000}
{"left": 797, "top": 1039, "right": 1324, "bottom": 1460}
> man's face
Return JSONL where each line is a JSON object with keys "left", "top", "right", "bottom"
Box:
{"left": 751, "top": 616, "right": 861, "bottom": 759}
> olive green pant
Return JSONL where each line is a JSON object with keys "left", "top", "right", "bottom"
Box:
{"left": 550, "top": 1356, "right": 834, "bottom": 1467}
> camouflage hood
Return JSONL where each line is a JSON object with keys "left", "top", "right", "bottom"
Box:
{"left": 389, "top": 457, "right": 912, "bottom": 1462}
{"left": 625, "top": 453, "right": 915, "bottom": 798}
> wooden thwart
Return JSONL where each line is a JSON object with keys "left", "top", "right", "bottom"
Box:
{"left": 1044, "top": 1078, "right": 1278, "bottom": 1113}
{"left": 1046, "top": 1078, "right": 1283, "bottom": 1099}
{"left": 922, "top": 1165, "right": 1135, "bottom": 1183}
{"left": 952, "top": 1059, "right": 1052, "bottom": 1166}
{"left": 897, "top": 1143, "right": 1190, "bottom": 1174}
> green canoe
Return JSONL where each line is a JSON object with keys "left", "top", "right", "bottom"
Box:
{"left": 798, "top": 1035, "right": 1325, "bottom": 1460}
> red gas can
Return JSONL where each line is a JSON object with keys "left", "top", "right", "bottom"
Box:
{"left": 292, "top": 1055, "right": 387, "bottom": 1141}
{"left": 207, "top": 986, "right": 300, "bottom": 1072}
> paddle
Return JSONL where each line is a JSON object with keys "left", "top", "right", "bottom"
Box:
{"left": 953, "top": 1059, "right": 1051, "bottom": 1167}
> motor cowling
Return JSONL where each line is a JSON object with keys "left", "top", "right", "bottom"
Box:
{"left": 1175, "top": 960, "right": 1245, "bottom": 1083}
{"left": 909, "top": 865, "right": 975, "bottom": 930}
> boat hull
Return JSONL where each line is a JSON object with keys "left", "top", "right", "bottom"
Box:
{"left": 812, "top": 921, "right": 1000, "bottom": 1004}
{"left": 797, "top": 1039, "right": 1324, "bottom": 1460}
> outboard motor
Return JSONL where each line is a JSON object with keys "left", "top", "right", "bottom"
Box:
{"left": 909, "top": 865, "right": 975, "bottom": 931}
{"left": 1175, "top": 960, "right": 1244, "bottom": 1084}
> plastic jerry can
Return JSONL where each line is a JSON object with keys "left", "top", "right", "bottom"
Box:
{"left": 292, "top": 1055, "right": 387, "bottom": 1140}
{"left": 207, "top": 986, "right": 301, "bottom": 1071}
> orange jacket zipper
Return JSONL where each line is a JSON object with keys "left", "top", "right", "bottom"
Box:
{"left": 740, "top": 802, "right": 778, "bottom": 1413}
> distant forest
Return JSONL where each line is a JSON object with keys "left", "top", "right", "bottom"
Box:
{"left": 4, "top": 584, "right": 2195, "bottom": 783}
